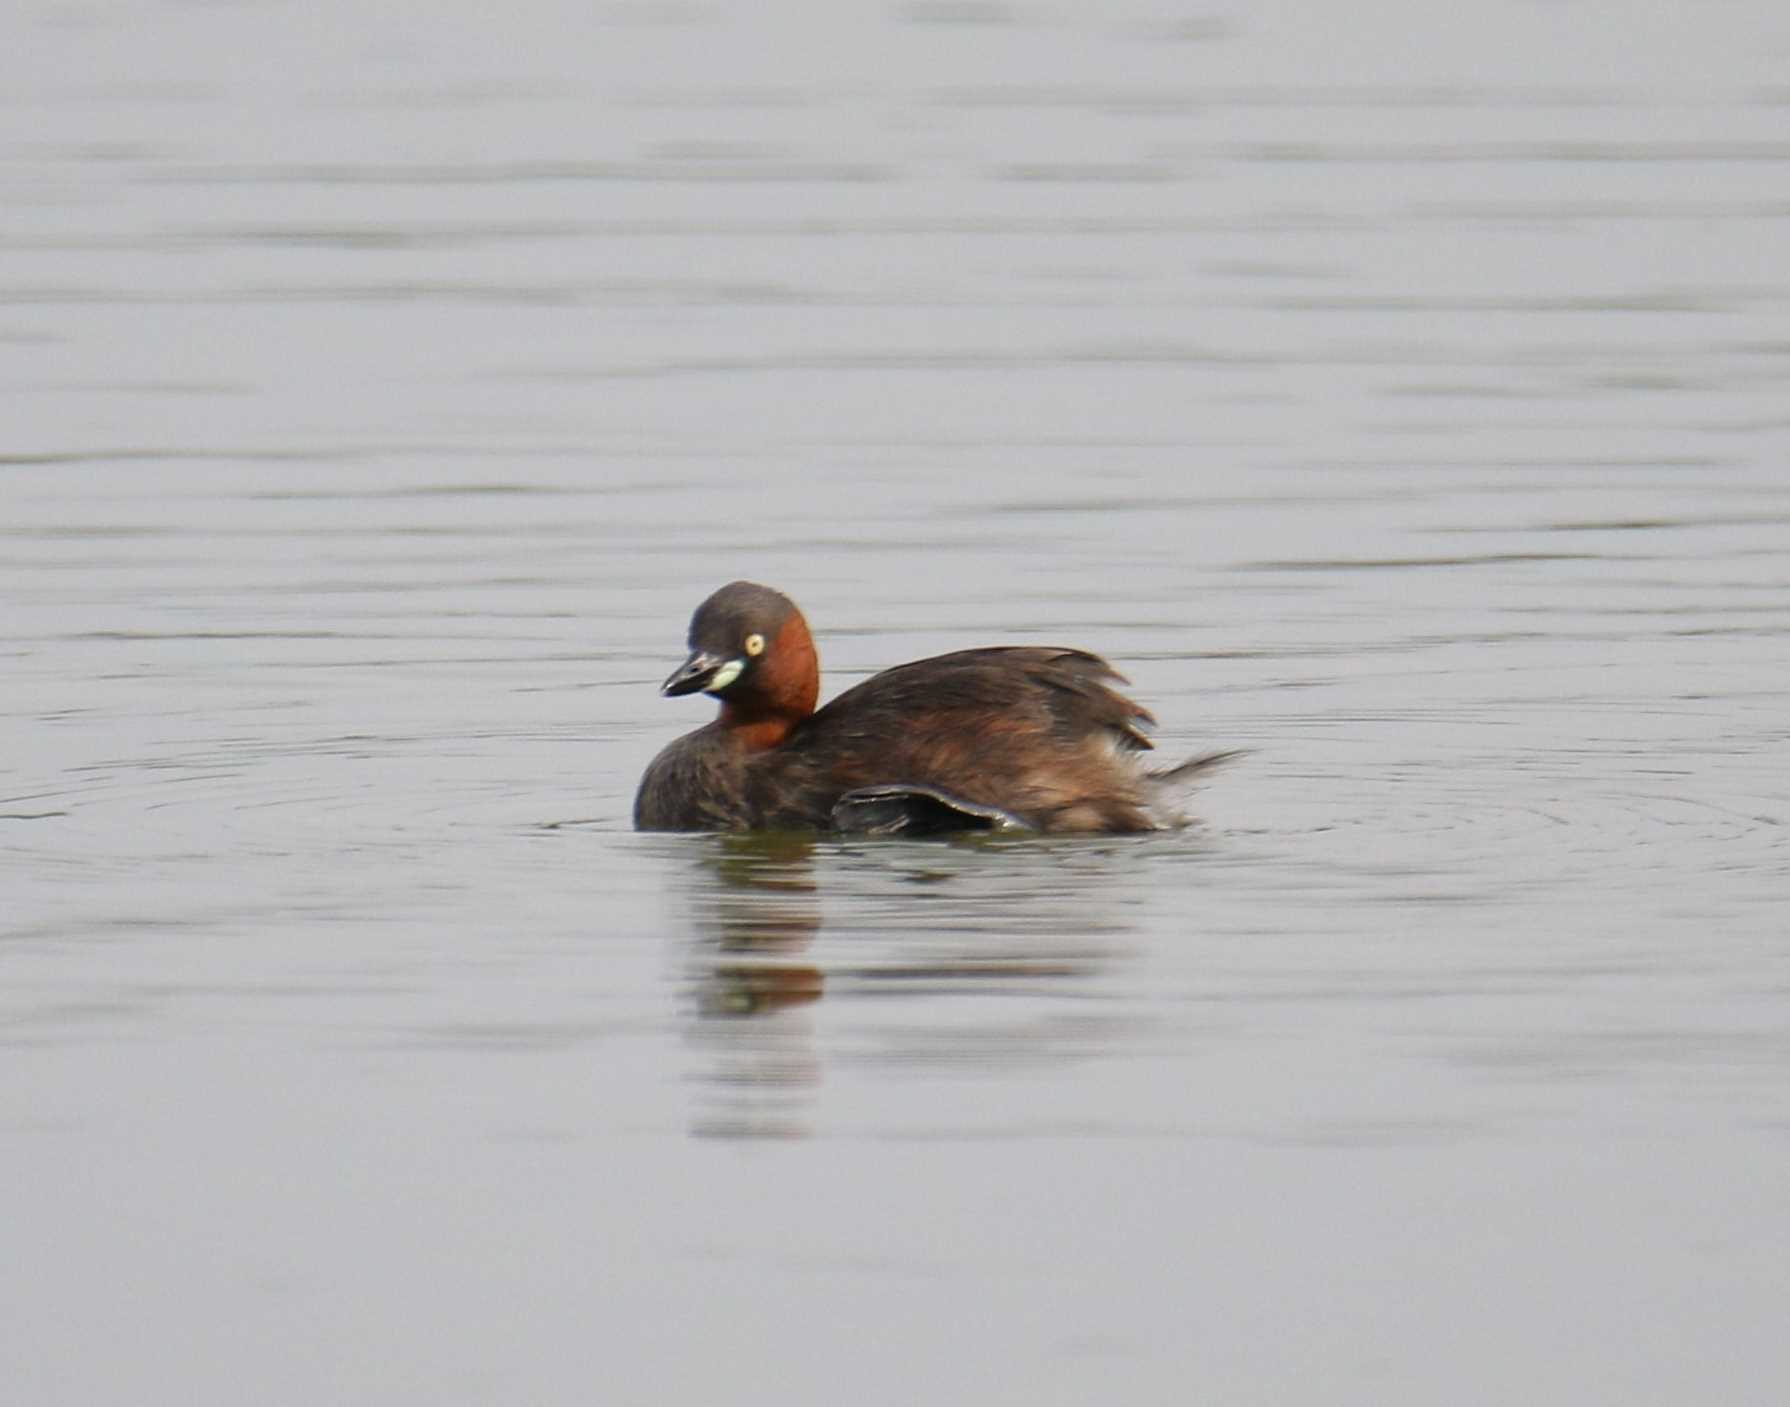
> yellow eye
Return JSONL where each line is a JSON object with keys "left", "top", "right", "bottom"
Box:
{"left": 744, "top": 633, "right": 766, "bottom": 657}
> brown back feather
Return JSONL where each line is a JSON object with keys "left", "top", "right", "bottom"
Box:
{"left": 751, "top": 647, "right": 1161, "bottom": 830}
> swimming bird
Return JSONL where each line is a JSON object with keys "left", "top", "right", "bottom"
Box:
{"left": 634, "top": 581, "right": 1231, "bottom": 835}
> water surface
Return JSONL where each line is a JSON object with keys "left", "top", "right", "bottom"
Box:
{"left": 5, "top": 2, "right": 1789, "bottom": 1403}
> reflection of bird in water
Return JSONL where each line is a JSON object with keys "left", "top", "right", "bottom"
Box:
{"left": 683, "top": 833, "right": 825, "bottom": 1141}
{"left": 696, "top": 831, "right": 827, "bottom": 1019}
{"left": 676, "top": 831, "right": 1164, "bottom": 1141}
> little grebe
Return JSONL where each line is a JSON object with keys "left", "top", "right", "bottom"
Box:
{"left": 633, "top": 581, "right": 1231, "bottom": 835}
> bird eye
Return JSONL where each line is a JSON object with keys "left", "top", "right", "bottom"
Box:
{"left": 744, "top": 633, "right": 766, "bottom": 657}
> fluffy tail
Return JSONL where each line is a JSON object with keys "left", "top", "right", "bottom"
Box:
{"left": 1145, "top": 749, "right": 1245, "bottom": 827}
{"left": 1148, "top": 749, "right": 1247, "bottom": 786}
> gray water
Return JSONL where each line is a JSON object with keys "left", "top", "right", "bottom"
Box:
{"left": 5, "top": 2, "right": 1790, "bottom": 1403}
